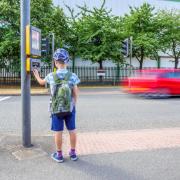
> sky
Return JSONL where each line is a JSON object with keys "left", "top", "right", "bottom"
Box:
{"left": 53, "top": 0, "right": 180, "bottom": 16}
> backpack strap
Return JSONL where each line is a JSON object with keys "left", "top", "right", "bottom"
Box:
{"left": 52, "top": 72, "right": 60, "bottom": 83}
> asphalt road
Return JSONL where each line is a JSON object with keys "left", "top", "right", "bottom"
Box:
{"left": 0, "top": 87, "right": 180, "bottom": 134}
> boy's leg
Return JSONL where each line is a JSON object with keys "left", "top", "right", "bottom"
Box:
{"left": 65, "top": 107, "right": 76, "bottom": 149}
{"left": 69, "top": 130, "right": 77, "bottom": 150}
{"left": 65, "top": 108, "right": 78, "bottom": 160}
{"left": 51, "top": 114, "right": 64, "bottom": 151}
{"left": 51, "top": 115, "right": 64, "bottom": 162}
{"left": 69, "top": 130, "right": 78, "bottom": 161}
{"left": 51, "top": 131, "right": 64, "bottom": 162}
{"left": 55, "top": 131, "right": 63, "bottom": 151}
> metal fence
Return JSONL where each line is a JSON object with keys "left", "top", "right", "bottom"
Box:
{"left": 0, "top": 66, "right": 138, "bottom": 87}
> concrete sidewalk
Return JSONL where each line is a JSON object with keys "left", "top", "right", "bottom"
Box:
{"left": 1, "top": 128, "right": 180, "bottom": 180}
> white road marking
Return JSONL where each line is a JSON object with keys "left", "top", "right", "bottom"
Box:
{"left": 0, "top": 96, "right": 11, "bottom": 102}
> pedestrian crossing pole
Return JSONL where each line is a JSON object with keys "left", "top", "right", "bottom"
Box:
{"left": 20, "top": 0, "right": 32, "bottom": 147}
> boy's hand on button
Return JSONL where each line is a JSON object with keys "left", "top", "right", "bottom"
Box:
{"left": 33, "top": 69, "right": 39, "bottom": 78}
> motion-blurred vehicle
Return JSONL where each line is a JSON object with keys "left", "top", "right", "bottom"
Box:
{"left": 122, "top": 69, "right": 180, "bottom": 98}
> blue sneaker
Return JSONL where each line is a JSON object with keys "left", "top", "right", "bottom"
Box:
{"left": 69, "top": 149, "right": 78, "bottom": 161}
{"left": 51, "top": 152, "right": 64, "bottom": 163}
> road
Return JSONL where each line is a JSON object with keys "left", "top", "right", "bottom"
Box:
{"left": 0, "top": 87, "right": 180, "bottom": 134}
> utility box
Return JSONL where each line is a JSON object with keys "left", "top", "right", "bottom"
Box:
{"left": 31, "top": 58, "right": 41, "bottom": 71}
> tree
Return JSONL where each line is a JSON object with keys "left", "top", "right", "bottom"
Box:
{"left": 123, "top": 3, "right": 158, "bottom": 69}
{"left": 0, "top": 0, "right": 20, "bottom": 69}
{"left": 45, "top": 5, "right": 69, "bottom": 49}
{"left": 74, "top": 0, "right": 125, "bottom": 70}
{"left": 0, "top": 0, "right": 68, "bottom": 69}
{"left": 157, "top": 10, "right": 180, "bottom": 68}
{"left": 63, "top": 5, "right": 82, "bottom": 72}
{"left": 148, "top": 14, "right": 165, "bottom": 68}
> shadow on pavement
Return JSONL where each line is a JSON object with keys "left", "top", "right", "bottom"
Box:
{"left": 64, "top": 157, "right": 145, "bottom": 180}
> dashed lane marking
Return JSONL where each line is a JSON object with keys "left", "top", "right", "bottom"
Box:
{"left": 0, "top": 96, "right": 11, "bottom": 102}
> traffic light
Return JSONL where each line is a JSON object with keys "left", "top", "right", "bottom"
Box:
{"left": 121, "top": 39, "right": 129, "bottom": 57}
{"left": 41, "top": 38, "right": 49, "bottom": 56}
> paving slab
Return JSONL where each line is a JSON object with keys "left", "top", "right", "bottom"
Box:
{"left": 12, "top": 148, "right": 48, "bottom": 161}
{"left": 1, "top": 127, "right": 180, "bottom": 158}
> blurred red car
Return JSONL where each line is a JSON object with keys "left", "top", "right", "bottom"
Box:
{"left": 122, "top": 69, "right": 180, "bottom": 98}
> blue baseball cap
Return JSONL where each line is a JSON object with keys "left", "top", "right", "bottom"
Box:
{"left": 53, "top": 48, "right": 70, "bottom": 64}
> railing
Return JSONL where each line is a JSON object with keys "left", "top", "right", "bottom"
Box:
{"left": 0, "top": 66, "right": 139, "bottom": 87}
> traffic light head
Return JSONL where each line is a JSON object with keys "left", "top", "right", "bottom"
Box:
{"left": 121, "top": 39, "right": 129, "bottom": 57}
{"left": 41, "top": 38, "right": 49, "bottom": 55}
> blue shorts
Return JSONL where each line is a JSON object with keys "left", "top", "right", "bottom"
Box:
{"left": 51, "top": 107, "right": 76, "bottom": 131}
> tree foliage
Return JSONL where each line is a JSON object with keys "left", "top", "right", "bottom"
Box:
{"left": 73, "top": 1, "right": 125, "bottom": 69}
{"left": 0, "top": 0, "right": 68, "bottom": 69}
{"left": 0, "top": 0, "right": 20, "bottom": 69}
{"left": 157, "top": 10, "right": 180, "bottom": 68}
{"left": 0, "top": 0, "right": 180, "bottom": 70}
{"left": 123, "top": 3, "right": 160, "bottom": 69}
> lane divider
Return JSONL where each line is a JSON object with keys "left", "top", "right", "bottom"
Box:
{"left": 0, "top": 96, "right": 11, "bottom": 102}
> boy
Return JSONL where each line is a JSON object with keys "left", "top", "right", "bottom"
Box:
{"left": 33, "top": 48, "right": 80, "bottom": 163}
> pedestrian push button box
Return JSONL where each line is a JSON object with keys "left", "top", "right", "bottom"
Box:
{"left": 26, "top": 58, "right": 41, "bottom": 72}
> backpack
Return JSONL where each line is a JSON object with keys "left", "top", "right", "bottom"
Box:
{"left": 50, "top": 71, "right": 72, "bottom": 116}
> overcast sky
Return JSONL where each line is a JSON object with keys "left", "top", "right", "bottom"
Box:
{"left": 53, "top": 0, "right": 180, "bottom": 16}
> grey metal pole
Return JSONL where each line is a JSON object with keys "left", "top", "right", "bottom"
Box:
{"left": 51, "top": 33, "right": 55, "bottom": 71}
{"left": 129, "top": 36, "right": 133, "bottom": 67}
{"left": 129, "top": 36, "right": 133, "bottom": 76}
{"left": 21, "top": 0, "right": 32, "bottom": 147}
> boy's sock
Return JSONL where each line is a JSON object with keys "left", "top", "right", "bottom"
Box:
{"left": 69, "top": 149, "right": 78, "bottom": 161}
{"left": 57, "top": 150, "right": 63, "bottom": 157}
{"left": 70, "top": 149, "right": 76, "bottom": 154}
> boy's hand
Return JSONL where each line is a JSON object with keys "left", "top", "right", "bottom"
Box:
{"left": 32, "top": 69, "right": 46, "bottom": 86}
{"left": 33, "top": 69, "right": 40, "bottom": 79}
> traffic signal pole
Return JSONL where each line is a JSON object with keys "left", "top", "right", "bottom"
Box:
{"left": 129, "top": 36, "right": 133, "bottom": 67}
{"left": 50, "top": 33, "right": 55, "bottom": 71}
{"left": 20, "top": 0, "right": 32, "bottom": 147}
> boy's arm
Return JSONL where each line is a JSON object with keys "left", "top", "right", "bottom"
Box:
{"left": 72, "top": 85, "right": 79, "bottom": 104}
{"left": 33, "top": 69, "right": 46, "bottom": 86}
